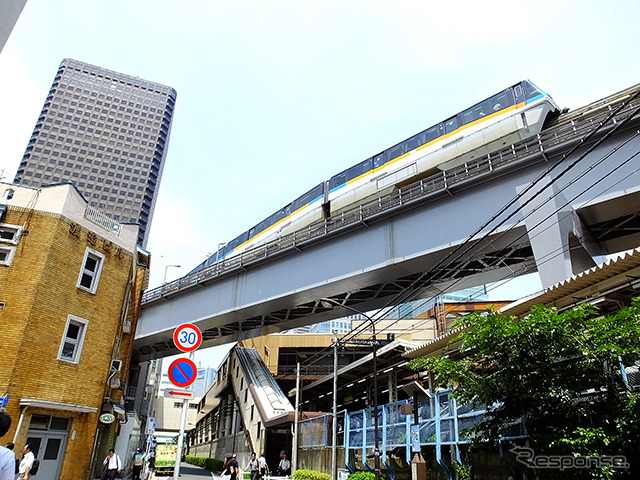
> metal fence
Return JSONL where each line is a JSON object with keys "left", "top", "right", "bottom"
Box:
{"left": 84, "top": 204, "right": 121, "bottom": 235}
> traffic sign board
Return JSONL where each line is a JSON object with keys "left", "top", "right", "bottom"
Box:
{"left": 164, "top": 389, "right": 196, "bottom": 399}
{"left": 173, "top": 323, "right": 202, "bottom": 352}
{"left": 0, "top": 394, "right": 9, "bottom": 408}
{"left": 167, "top": 358, "right": 198, "bottom": 388}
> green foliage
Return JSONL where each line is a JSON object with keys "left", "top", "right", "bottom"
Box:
{"left": 452, "top": 462, "right": 470, "bottom": 480}
{"left": 291, "top": 469, "right": 331, "bottom": 480}
{"left": 346, "top": 470, "right": 390, "bottom": 480}
{"left": 346, "top": 472, "right": 375, "bottom": 480}
{"left": 184, "top": 455, "right": 224, "bottom": 473}
{"left": 409, "top": 300, "right": 640, "bottom": 478}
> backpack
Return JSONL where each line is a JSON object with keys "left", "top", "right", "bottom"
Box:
{"left": 30, "top": 459, "right": 40, "bottom": 476}
{"left": 133, "top": 453, "right": 144, "bottom": 466}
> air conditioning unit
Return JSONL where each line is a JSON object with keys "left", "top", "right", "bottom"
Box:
{"left": 111, "top": 360, "right": 123, "bottom": 373}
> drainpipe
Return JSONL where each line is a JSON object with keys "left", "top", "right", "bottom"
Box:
{"left": 12, "top": 405, "right": 28, "bottom": 444}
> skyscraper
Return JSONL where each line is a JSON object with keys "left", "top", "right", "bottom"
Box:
{"left": 13, "top": 58, "right": 177, "bottom": 247}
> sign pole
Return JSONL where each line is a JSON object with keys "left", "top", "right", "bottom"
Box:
{"left": 170, "top": 323, "right": 202, "bottom": 480}
{"left": 173, "top": 350, "right": 195, "bottom": 480}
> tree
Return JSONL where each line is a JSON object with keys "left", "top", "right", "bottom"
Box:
{"left": 409, "top": 299, "right": 640, "bottom": 479}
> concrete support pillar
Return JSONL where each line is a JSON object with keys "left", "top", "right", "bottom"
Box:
{"left": 517, "top": 177, "right": 606, "bottom": 288}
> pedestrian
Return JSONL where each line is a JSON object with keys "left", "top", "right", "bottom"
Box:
{"left": 16, "top": 444, "right": 34, "bottom": 480}
{"left": 132, "top": 448, "right": 145, "bottom": 480}
{"left": 228, "top": 453, "right": 239, "bottom": 480}
{"left": 258, "top": 453, "right": 268, "bottom": 480}
{"left": 277, "top": 454, "right": 290, "bottom": 476}
{"left": 1, "top": 412, "right": 15, "bottom": 480}
{"left": 245, "top": 453, "right": 259, "bottom": 480}
{"left": 4, "top": 444, "right": 17, "bottom": 477}
{"left": 221, "top": 455, "right": 232, "bottom": 480}
{"left": 102, "top": 449, "right": 121, "bottom": 480}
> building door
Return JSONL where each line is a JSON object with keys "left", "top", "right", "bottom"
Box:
{"left": 26, "top": 415, "right": 70, "bottom": 480}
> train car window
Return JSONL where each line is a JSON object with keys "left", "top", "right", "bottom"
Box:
{"left": 405, "top": 133, "right": 423, "bottom": 151}
{"left": 346, "top": 158, "right": 372, "bottom": 182}
{"left": 444, "top": 116, "right": 458, "bottom": 134}
{"left": 373, "top": 152, "right": 386, "bottom": 169}
{"left": 424, "top": 125, "right": 441, "bottom": 143}
{"left": 473, "top": 99, "right": 492, "bottom": 119}
{"left": 487, "top": 89, "right": 515, "bottom": 113}
{"left": 329, "top": 171, "right": 347, "bottom": 191}
{"left": 387, "top": 143, "right": 405, "bottom": 162}
{"left": 293, "top": 183, "right": 324, "bottom": 210}
{"left": 460, "top": 106, "right": 476, "bottom": 126}
{"left": 227, "top": 232, "right": 248, "bottom": 250}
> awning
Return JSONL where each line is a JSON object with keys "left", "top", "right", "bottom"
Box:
{"left": 112, "top": 402, "right": 127, "bottom": 421}
{"left": 19, "top": 398, "right": 98, "bottom": 413}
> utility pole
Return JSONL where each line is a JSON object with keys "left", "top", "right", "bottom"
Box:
{"left": 292, "top": 362, "right": 300, "bottom": 474}
{"left": 332, "top": 331, "right": 338, "bottom": 480}
{"left": 321, "top": 298, "right": 380, "bottom": 480}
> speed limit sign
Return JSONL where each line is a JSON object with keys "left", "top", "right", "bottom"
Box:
{"left": 173, "top": 323, "right": 202, "bottom": 352}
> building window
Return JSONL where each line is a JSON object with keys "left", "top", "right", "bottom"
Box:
{"left": 77, "top": 247, "right": 105, "bottom": 294}
{"left": 0, "top": 246, "right": 16, "bottom": 266}
{"left": 257, "top": 422, "right": 261, "bottom": 439}
{"left": 0, "top": 223, "right": 23, "bottom": 244}
{"left": 58, "top": 315, "right": 88, "bottom": 364}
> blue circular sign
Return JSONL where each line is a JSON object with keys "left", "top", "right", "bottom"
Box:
{"left": 168, "top": 358, "right": 198, "bottom": 388}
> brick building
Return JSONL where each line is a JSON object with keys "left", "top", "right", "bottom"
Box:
{"left": 0, "top": 181, "right": 149, "bottom": 480}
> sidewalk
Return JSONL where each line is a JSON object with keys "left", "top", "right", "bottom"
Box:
{"left": 148, "top": 464, "right": 218, "bottom": 480}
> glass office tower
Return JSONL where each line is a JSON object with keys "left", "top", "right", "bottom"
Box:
{"left": 13, "top": 58, "right": 177, "bottom": 247}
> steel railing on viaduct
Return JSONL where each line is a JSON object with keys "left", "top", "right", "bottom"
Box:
{"left": 143, "top": 82, "right": 640, "bottom": 305}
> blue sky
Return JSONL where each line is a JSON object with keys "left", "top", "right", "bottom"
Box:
{"left": 2, "top": 0, "right": 640, "bottom": 366}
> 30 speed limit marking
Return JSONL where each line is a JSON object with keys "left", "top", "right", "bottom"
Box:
{"left": 173, "top": 323, "right": 202, "bottom": 352}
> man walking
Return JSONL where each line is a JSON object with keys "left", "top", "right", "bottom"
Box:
{"left": 132, "top": 448, "right": 145, "bottom": 480}
{"left": 228, "top": 454, "right": 239, "bottom": 480}
{"left": 103, "top": 449, "right": 121, "bottom": 480}
{"left": 16, "top": 445, "right": 34, "bottom": 480}
{"left": 277, "top": 454, "right": 290, "bottom": 476}
{"left": 258, "top": 453, "right": 268, "bottom": 480}
{"left": 245, "top": 453, "right": 259, "bottom": 480}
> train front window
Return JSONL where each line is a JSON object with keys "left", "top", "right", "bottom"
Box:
{"left": 523, "top": 81, "right": 544, "bottom": 100}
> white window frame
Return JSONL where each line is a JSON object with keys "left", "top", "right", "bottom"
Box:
{"left": 0, "top": 245, "right": 16, "bottom": 266}
{"left": 0, "top": 223, "right": 23, "bottom": 245}
{"left": 76, "top": 247, "right": 105, "bottom": 294}
{"left": 57, "top": 315, "right": 89, "bottom": 364}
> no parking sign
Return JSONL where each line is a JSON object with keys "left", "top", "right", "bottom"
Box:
{"left": 167, "top": 357, "right": 198, "bottom": 388}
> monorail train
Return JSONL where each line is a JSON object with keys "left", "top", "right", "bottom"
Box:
{"left": 190, "top": 80, "right": 559, "bottom": 274}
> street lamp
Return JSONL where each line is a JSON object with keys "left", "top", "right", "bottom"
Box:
{"left": 320, "top": 298, "right": 380, "bottom": 480}
{"left": 164, "top": 264, "right": 181, "bottom": 284}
